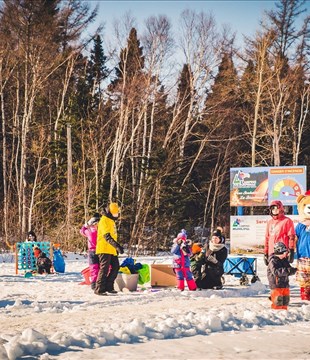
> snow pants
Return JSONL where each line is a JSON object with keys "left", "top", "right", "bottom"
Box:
{"left": 89, "top": 250, "right": 100, "bottom": 285}
{"left": 174, "top": 267, "right": 197, "bottom": 291}
{"left": 271, "top": 288, "right": 290, "bottom": 309}
{"left": 95, "top": 254, "right": 120, "bottom": 293}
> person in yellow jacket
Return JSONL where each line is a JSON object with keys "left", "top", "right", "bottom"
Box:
{"left": 94, "top": 202, "right": 124, "bottom": 295}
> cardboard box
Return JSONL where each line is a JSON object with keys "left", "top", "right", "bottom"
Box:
{"left": 151, "top": 264, "right": 177, "bottom": 287}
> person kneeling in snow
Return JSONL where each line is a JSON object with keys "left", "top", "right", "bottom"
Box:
{"left": 171, "top": 232, "right": 197, "bottom": 291}
{"left": 34, "top": 247, "right": 52, "bottom": 274}
{"left": 199, "top": 228, "right": 227, "bottom": 290}
{"left": 267, "top": 242, "right": 297, "bottom": 309}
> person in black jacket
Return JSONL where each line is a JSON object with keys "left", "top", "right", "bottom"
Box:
{"left": 191, "top": 228, "right": 228, "bottom": 290}
{"left": 35, "top": 248, "right": 52, "bottom": 274}
{"left": 267, "top": 242, "right": 297, "bottom": 309}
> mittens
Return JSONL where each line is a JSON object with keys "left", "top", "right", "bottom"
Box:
{"left": 206, "top": 254, "right": 218, "bottom": 264}
{"left": 264, "top": 254, "right": 269, "bottom": 266}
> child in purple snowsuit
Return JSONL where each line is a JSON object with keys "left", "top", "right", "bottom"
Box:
{"left": 171, "top": 231, "right": 197, "bottom": 291}
{"left": 80, "top": 213, "right": 101, "bottom": 289}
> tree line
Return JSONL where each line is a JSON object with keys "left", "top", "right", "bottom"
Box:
{"left": 0, "top": 0, "right": 309, "bottom": 253}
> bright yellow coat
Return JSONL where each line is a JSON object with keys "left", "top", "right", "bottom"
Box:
{"left": 96, "top": 214, "right": 118, "bottom": 255}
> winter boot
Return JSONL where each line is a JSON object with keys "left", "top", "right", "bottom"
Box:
{"left": 91, "top": 282, "right": 96, "bottom": 290}
{"left": 177, "top": 279, "right": 185, "bottom": 291}
{"left": 187, "top": 279, "right": 197, "bottom": 291}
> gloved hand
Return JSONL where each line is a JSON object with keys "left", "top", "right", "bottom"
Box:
{"left": 289, "top": 266, "right": 297, "bottom": 275}
{"left": 263, "top": 254, "right": 269, "bottom": 266}
{"left": 117, "top": 245, "right": 124, "bottom": 254}
{"left": 206, "top": 254, "right": 218, "bottom": 264}
{"left": 288, "top": 249, "right": 294, "bottom": 263}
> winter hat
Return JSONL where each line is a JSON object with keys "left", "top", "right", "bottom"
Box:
{"left": 33, "top": 246, "right": 42, "bottom": 258}
{"left": 192, "top": 243, "right": 202, "bottom": 254}
{"left": 177, "top": 233, "right": 187, "bottom": 241}
{"left": 109, "top": 202, "right": 119, "bottom": 217}
{"left": 180, "top": 229, "right": 187, "bottom": 237}
{"left": 274, "top": 242, "right": 288, "bottom": 255}
{"left": 212, "top": 228, "right": 225, "bottom": 244}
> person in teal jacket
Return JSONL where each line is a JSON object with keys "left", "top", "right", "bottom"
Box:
{"left": 94, "top": 203, "right": 124, "bottom": 296}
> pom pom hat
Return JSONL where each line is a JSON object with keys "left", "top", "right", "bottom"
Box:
{"left": 177, "top": 233, "right": 187, "bottom": 241}
{"left": 212, "top": 227, "right": 225, "bottom": 244}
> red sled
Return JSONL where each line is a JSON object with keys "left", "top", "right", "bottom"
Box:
{"left": 79, "top": 267, "right": 91, "bottom": 285}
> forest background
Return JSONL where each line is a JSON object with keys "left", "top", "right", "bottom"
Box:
{"left": 0, "top": 0, "right": 309, "bottom": 253}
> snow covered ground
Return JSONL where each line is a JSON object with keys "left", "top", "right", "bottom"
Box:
{"left": 0, "top": 251, "right": 310, "bottom": 360}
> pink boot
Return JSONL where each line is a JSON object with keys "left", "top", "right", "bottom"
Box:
{"left": 177, "top": 279, "right": 185, "bottom": 291}
{"left": 187, "top": 279, "right": 197, "bottom": 291}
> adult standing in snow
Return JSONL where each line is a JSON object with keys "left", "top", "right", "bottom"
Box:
{"left": 80, "top": 213, "right": 101, "bottom": 290}
{"left": 264, "top": 200, "right": 295, "bottom": 266}
{"left": 171, "top": 231, "right": 197, "bottom": 291}
{"left": 94, "top": 203, "right": 124, "bottom": 296}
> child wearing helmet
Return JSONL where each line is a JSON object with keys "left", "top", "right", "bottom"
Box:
{"left": 171, "top": 231, "right": 197, "bottom": 291}
{"left": 80, "top": 212, "right": 101, "bottom": 290}
{"left": 267, "top": 241, "right": 297, "bottom": 309}
{"left": 264, "top": 200, "right": 295, "bottom": 266}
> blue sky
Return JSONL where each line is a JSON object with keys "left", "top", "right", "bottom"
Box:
{"left": 91, "top": 1, "right": 278, "bottom": 41}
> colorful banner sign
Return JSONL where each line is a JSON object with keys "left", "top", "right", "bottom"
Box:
{"left": 230, "top": 166, "right": 306, "bottom": 207}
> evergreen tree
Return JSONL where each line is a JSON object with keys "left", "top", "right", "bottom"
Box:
{"left": 87, "top": 34, "right": 108, "bottom": 110}
{"left": 114, "top": 27, "right": 145, "bottom": 84}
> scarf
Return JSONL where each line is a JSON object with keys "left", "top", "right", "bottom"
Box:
{"left": 209, "top": 242, "right": 225, "bottom": 252}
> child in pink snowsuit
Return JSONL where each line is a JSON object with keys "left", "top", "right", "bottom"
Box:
{"left": 80, "top": 213, "right": 101, "bottom": 289}
{"left": 171, "top": 231, "right": 197, "bottom": 291}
